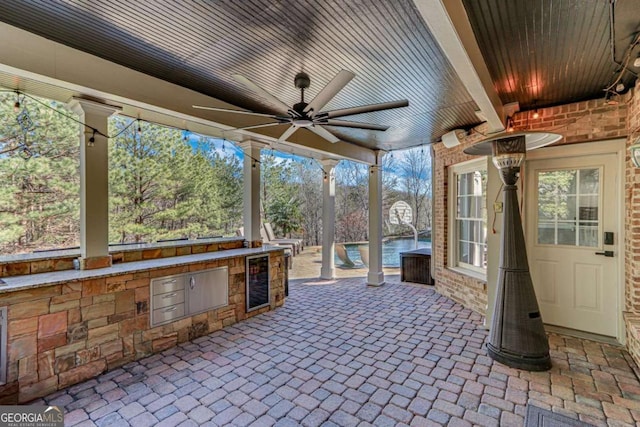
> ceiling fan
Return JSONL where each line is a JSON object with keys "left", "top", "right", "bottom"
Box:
{"left": 193, "top": 70, "right": 409, "bottom": 143}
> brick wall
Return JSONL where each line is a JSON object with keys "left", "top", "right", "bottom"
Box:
{"left": 432, "top": 128, "right": 489, "bottom": 314}
{"left": 433, "top": 92, "right": 630, "bottom": 319}
{"left": 625, "top": 81, "right": 640, "bottom": 367}
{"left": 0, "top": 252, "right": 285, "bottom": 403}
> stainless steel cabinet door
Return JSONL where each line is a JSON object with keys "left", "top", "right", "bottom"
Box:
{"left": 187, "top": 267, "right": 229, "bottom": 315}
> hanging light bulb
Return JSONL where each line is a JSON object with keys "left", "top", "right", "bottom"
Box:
{"left": 532, "top": 109, "right": 539, "bottom": 119}
{"left": 137, "top": 120, "right": 142, "bottom": 136}
{"left": 13, "top": 92, "right": 21, "bottom": 113}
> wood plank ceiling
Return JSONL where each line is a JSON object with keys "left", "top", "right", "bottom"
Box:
{"left": 0, "top": 0, "right": 482, "bottom": 151}
{"left": 0, "top": 0, "right": 637, "bottom": 149}
{"left": 463, "top": 0, "right": 640, "bottom": 110}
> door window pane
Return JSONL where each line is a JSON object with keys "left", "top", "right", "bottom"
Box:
{"left": 536, "top": 168, "right": 600, "bottom": 247}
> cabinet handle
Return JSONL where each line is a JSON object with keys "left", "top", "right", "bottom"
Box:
{"left": 162, "top": 279, "right": 177, "bottom": 285}
{"left": 190, "top": 276, "right": 196, "bottom": 290}
{"left": 162, "top": 293, "right": 178, "bottom": 299}
{"left": 164, "top": 306, "right": 177, "bottom": 312}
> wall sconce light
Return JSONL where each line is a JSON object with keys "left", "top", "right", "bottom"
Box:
{"left": 506, "top": 116, "right": 514, "bottom": 132}
{"left": 630, "top": 137, "right": 640, "bottom": 167}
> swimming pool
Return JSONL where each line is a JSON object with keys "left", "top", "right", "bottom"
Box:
{"left": 337, "top": 237, "right": 431, "bottom": 268}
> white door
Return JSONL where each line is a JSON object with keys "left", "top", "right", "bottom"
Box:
{"left": 525, "top": 153, "right": 619, "bottom": 337}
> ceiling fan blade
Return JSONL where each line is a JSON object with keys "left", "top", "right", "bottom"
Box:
{"left": 232, "top": 74, "right": 291, "bottom": 115}
{"left": 309, "top": 125, "right": 340, "bottom": 143}
{"left": 304, "top": 70, "right": 355, "bottom": 116}
{"left": 323, "top": 99, "right": 409, "bottom": 119}
{"left": 324, "top": 119, "right": 389, "bottom": 131}
{"left": 278, "top": 125, "right": 299, "bottom": 142}
{"left": 193, "top": 105, "right": 276, "bottom": 118}
{"left": 233, "top": 122, "right": 282, "bottom": 131}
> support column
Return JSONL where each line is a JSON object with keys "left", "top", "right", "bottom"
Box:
{"left": 240, "top": 141, "right": 267, "bottom": 247}
{"left": 68, "top": 99, "right": 121, "bottom": 270}
{"left": 368, "top": 151, "right": 385, "bottom": 286}
{"left": 320, "top": 160, "right": 339, "bottom": 280}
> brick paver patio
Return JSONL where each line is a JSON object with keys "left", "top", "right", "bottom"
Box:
{"left": 36, "top": 277, "right": 640, "bottom": 426}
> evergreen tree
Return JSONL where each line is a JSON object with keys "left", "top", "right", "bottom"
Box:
{"left": 0, "top": 93, "right": 79, "bottom": 254}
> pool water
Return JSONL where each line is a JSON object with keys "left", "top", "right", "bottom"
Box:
{"left": 336, "top": 238, "right": 431, "bottom": 268}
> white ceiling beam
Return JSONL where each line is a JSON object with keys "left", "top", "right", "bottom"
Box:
{"left": 414, "top": 0, "right": 505, "bottom": 132}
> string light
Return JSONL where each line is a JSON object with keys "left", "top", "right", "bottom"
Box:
{"left": 532, "top": 110, "right": 539, "bottom": 119}
{"left": 12, "top": 91, "right": 21, "bottom": 113}
{"left": 137, "top": 119, "right": 142, "bottom": 136}
{"left": 88, "top": 129, "right": 96, "bottom": 146}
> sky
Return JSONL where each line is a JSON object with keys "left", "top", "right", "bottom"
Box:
{"left": 186, "top": 132, "right": 431, "bottom": 183}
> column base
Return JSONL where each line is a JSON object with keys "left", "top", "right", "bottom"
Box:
{"left": 320, "top": 268, "right": 335, "bottom": 280}
{"left": 79, "top": 255, "right": 112, "bottom": 270}
{"left": 367, "top": 271, "right": 385, "bottom": 287}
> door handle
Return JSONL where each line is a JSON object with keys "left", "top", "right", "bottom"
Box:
{"left": 190, "top": 276, "right": 196, "bottom": 289}
{"left": 595, "top": 250, "right": 614, "bottom": 257}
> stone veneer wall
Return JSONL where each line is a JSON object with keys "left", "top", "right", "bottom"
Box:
{"left": 0, "top": 252, "right": 285, "bottom": 403}
{"left": 433, "top": 93, "right": 630, "bottom": 319}
{"left": 0, "top": 240, "right": 244, "bottom": 278}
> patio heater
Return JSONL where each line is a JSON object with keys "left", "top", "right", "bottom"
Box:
{"left": 464, "top": 130, "right": 561, "bottom": 371}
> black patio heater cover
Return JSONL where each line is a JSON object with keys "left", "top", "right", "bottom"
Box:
{"left": 464, "top": 131, "right": 561, "bottom": 371}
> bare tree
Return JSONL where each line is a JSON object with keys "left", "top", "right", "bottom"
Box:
{"left": 296, "top": 160, "right": 323, "bottom": 245}
{"left": 397, "top": 147, "right": 432, "bottom": 231}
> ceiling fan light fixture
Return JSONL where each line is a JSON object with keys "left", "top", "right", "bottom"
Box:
{"left": 294, "top": 118, "right": 314, "bottom": 127}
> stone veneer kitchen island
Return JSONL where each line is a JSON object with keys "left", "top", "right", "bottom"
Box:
{"left": 0, "top": 242, "right": 286, "bottom": 403}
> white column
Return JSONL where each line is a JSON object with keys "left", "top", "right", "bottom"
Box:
{"left": 68, "top": 99, "right": 121, "bottom": 270}
{"left": 240, "top": 141, "right": 267, "bottom": 247}
{"left": 320, "top": 159, "right": 339, "bottom": 280}
{"left": 368, "top": 150, "right": 385, "bottom": 286}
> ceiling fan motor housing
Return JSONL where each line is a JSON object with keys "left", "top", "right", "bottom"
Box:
{"left": 294, "top": 72, "right": 311, "bottom": 89}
